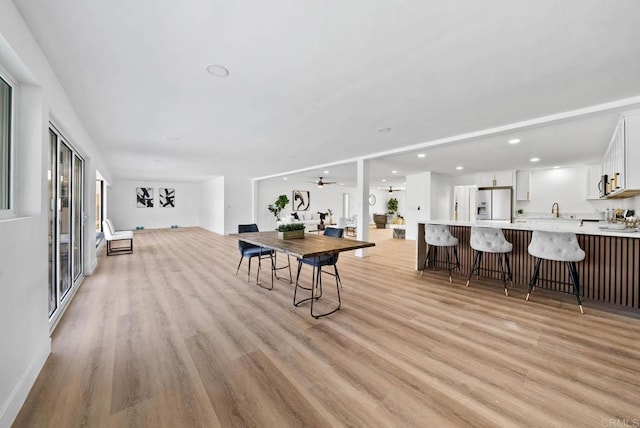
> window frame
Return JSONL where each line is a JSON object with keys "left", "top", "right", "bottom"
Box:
{"left": 0, "top": 67, "right": 15, "bottom": 219}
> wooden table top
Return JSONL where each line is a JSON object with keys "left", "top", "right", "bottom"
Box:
{"left": 230, "top": 231, "right": 375, "bottom": 258}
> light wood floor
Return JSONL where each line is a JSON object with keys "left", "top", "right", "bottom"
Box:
{"left": 14, "top": 227, "right": 640, "bottom": 427}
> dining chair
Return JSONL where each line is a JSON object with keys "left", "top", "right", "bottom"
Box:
{"left": 236, "top": 224, "right": 277, "bottom": 290}
{"left": 294, "top": 227, "right": 344, "bottom": 318}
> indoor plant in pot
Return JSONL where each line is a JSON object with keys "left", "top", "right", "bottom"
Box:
{"left": 387, "top": 197, "right": 398, "bottom": 223}
{"left": 277, "top": 222, "right": 305, "bottom": 239}
{"left": 268, "top": 194, "right": 290, "bottom": 221}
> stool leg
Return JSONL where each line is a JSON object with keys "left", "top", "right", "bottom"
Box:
{"left": 505, "top": 253, "right": 513, "bottom": 286}
{"left": 453, "top": 246, "right": 460, "bottom": 273}
{"left": 433, "top": 247, "right": 438, "bottom": 270}
{"left": 567, "top": 262, "right": 584, "bottom": 314}
{"left": 421, "top": 245, "right": 432, "bottom": 276}
{"left": 466, "top": 250, "right": 480, "bottom": 287}
{"left": 498, "top": 254, "right": 508, "bottom": 296}
{"left": 446, "top": 247, "right": 452, "bottom": 283}
{"left": 526, "top": 258, "right": 542, "bottom": 301}
{"left": 476, "top": 251, "right": 484, "bottom": 280}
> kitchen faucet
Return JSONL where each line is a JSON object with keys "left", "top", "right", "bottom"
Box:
{"left": 551, "top": 202, "right": 559, "bottom": 218}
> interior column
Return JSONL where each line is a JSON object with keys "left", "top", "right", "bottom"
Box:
{"left": 355, "top": 158, "right": 370, "bottom": 257}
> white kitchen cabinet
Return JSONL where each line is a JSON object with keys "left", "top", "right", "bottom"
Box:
{"left": 477, "top": 170, "right": 514, "bottom": 188}
{"left": 603, "top": 110, "right": 640, "bottom": 198}
{"left": 515, "top": 170, "right": 530, "bottom": 201}
{"left": 586, "top": 164, "right": 602, "bottom": 199}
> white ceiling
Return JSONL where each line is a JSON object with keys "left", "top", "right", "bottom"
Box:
{"left": 14, "top": 0, "right": 640, "bottom": 183}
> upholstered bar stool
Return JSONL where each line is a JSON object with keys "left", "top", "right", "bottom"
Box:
{"left": 526, "top": 230, "right": 586, "bottom": 314}
{"left": 421, "top": 224, "right": 460, "bottom": 283}
{"left": 466, "top": 226, "right": 513, "bottom": 296}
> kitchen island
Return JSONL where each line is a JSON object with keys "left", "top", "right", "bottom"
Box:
{"left": 417, "top": 220, "right": 640, "bottom": 309}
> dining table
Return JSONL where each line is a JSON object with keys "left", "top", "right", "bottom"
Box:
{"left": 230, "top": 230, "right": 375, "bottom": 318}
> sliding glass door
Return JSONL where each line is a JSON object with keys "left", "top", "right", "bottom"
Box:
{"left": 48, "top": 126, "right": 84, "bottom": 319}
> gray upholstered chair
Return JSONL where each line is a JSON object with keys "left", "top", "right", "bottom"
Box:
{"left": 466, "top": 226, "right": 513, "bottom": 295}
{"left": 526, "top": 230, "right": 586, "bottom": 313}
{"left": 421, "top": 224, "right": 460, "bottom": 283}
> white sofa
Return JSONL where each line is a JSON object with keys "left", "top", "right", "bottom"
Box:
{"left": 279, "top": 212, "right": 324, "bottom": 230}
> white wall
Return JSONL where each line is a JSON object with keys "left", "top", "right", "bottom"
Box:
{"left": 405, "top": 172, "right": 431, "bottom": 240}
{"left": 430, "top": 173, "right": 453, "bottom": 220}
{"left": 223, "top": 176, "right": 253, "bottom": 235}
{"left": 199, "top": 176, "right": 225, "bottom": 234}
{"left": 108, "top": 181, "right": 201, "bottom": 230}
{"left": 0, "top": 2, "right": 111, "bottom": 425}
{"left": 256, "top": 178, "right": 355, "bottom": 231}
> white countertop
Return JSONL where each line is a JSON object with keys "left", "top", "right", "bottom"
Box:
{"left": 422, "top": 219, "right": 640, "bottom": 238}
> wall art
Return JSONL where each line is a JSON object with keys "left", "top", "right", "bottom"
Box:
{"left": 136, "top": 187, "right": 154, "bottom": 208}
{"left": 159, "top": 188, "right": 175, "bottom": 207}
{"left": 292, "top": 190, "right": 310, "bottom": 211}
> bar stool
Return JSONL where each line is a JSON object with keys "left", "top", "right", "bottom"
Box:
{"left": 421, "top": 224, "right": 460, "bottom": 283}
{"left": 466, "top": 226, "right": 513, "bottom": 296}
{"left": 526, "top": 230, "right": 585, "bottom": 314}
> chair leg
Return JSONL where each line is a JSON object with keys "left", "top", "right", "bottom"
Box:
{"left": 526, "top": 258, "right": 542, "bottom": 301}
{"left": 247, "top": 257, "right": 252, "bottom": 282}
{"left": 254, "top": 253, "right": 274, "bottom": 291}
{"left": 466, "top": 250, "right": 480, "bottom": 287}
{"left": 236, "top": 255, "right": 244, "bottom": 276}
{"left": 567, "top": 261, "right": 584, "bottom": 314}
{"left": 311, "top": 261, "right": 341, "bottom": 319}
{"left": 294, "top": 261, "right": 320, "bottom": 306}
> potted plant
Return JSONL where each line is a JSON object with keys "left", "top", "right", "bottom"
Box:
{"left": 268, "top": 194, "right": 290, "bottom": 221}
{"left": 387, "top": 197, "right": 398, "bottom": 222}
{"left": 277, "top": 222, "right": 305, "bottom": 239}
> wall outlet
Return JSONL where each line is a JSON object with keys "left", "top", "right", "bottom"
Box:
{"left": 136, "top": 226, "right": 144, "bottom": 230}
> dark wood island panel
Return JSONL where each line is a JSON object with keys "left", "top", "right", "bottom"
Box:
{"left": 417, "top": 223, "right": 640, "bottom": 309}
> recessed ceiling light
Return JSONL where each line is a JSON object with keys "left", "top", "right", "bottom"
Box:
{"left": 530, "top": 157, "right": 540, "bottom": 162}
{"left": 378, "top": 127, "right": 391, "bottom": 133}
{"left": 382, "top": 179, "right": 387, "bottom": 182}
{"left": 553, "top": 166, "right": 560, "bottom": 169}
{"left": 166, "top": 136, "right": 180, "bottom": 142}
{"left": 323, "top": 170, "right": 329, "bottom": 174}
{"left": 456, "top": 166, "right": 464, "bottom": 170}
{"left": 392, "top": 170, "right": 397, "bottom": 174}
{"left": 417, "top": 153, "right": 426, "bottom": 158}
{"left": 205, "top": 64, "right": 230, "bottom": 77}
{"left": 508, "top": 138, "right": 521, "bottom": 144}
{"left": 283, "top": 177, "right": 288, "bottom": 180}
{"left": 340, "top": 183, "right": 344, "bottom": 186}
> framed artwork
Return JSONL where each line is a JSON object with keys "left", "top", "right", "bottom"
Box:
{"left": 159, "top": 188, "right": 175, "bottom": 207}
{"left": 292, "top": 190, "right": 310, "bottom": 211}
{"left": 136, "top": 187, "right": 154, "bottom": 208}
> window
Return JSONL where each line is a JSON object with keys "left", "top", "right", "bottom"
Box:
{"left": 0, "top": 74, "right": 12, "bottom": 211}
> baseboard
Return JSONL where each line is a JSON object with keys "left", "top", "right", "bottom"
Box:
{"left": 0, "top": 339, "right": 51, "bottom": 428}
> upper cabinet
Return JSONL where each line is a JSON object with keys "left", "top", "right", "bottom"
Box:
{"left": 477, "top": 170, "right": 514, "bottom": 188}
{"left": 515, "top": 170, "right": 530, "bottom": 201}
{"left": 586, "top": 164, "right": 602, "bottom": 200}
{"left": 602, "top": 110, "right": 640, "bottom": 199}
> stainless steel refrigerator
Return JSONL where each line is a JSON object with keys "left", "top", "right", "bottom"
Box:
{"left": 475, "top": 187, "right": 512, "bottom": 221}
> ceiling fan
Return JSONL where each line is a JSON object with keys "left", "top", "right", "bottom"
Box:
{"left": 387, "top": 186, "right": 403, "bottom": 193}
{"left": 308, "top": 177, "right": 336, "bottom": 188}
